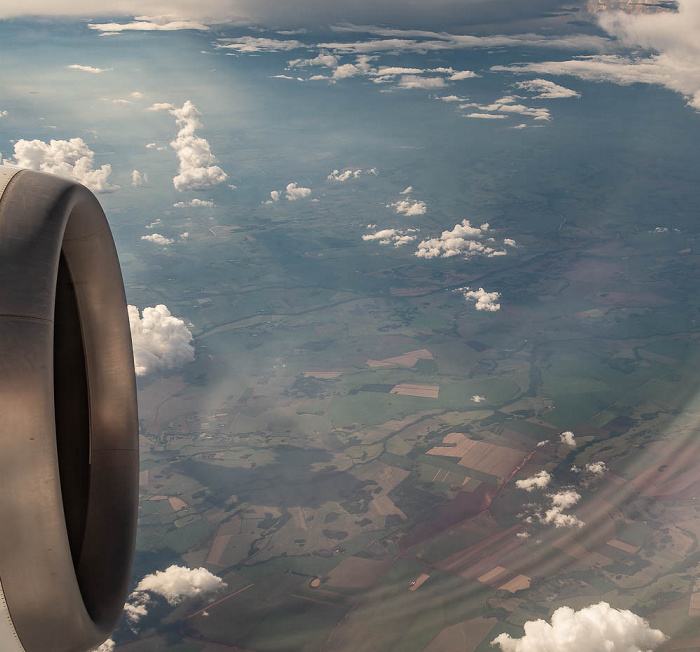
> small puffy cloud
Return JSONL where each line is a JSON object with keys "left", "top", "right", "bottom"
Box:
{"left": 328, "top": 168, "right": 362, "bottom": 181}
{"left": 516, "top": 532, "right": 530, "bottom": 539}
{"left": 586, "top": 461, "right": 607, "bottom": 475}
{"left": 0, "top": 109, "right": 7, "bottom": 118}
{"left": 89, "top": 18, "right": 208, "bottom": 34}
{"left": 131, "top": 169, "right": 147, "bottom": 186}
{"left": 363, "top": 228, "right": 417, "bottom": 247}
{"left": 285, "top": 182, "right": 311, "bottom": 200}
{"left": 504, "top": 238, "right": 517, "bottom": 247}
{"left": 389, "top": 198, "right": 427, "bottom": 216}
{"left": 151, "top": 100, "right": 227, "bottom": 191}
{"left": 459, "top": 287, "right": 501, "bottom": 311}
{"left": 268, "top": 190, "right": 280, "bottom": 202}
{"left": 217, "top": 37, "right": 302, "bottom": 53}
{"left": 180, "top": 232, "right": 189, "bottom": 240}
{"left": 491, "top": 601, "right": 666, "bottom": 652}
{"left": 67, "top": 64, "right": 111, "bottom": 73}
{"left": 472, "top": 395, "right": 485, "bottom": 403}
{"left": 515, "top": 78, "right": 580, "bottom": 99}
{"left": 560, "top": 431, "right": 577, "bottom": 447}
{"left": 133, "top": 565, "right": 225, "bottom": 605}
{"left": 173, "top": 198, "right": 213, "bottom": 207}
{"left": 333, "top": 55, "right": 374, "bottom": 79}
{"left": 128, "top": 305, "right": 195, "bottom": 376}
{"left": 450, "top": 70, "right": 478, "bottom": 80}
{"left": 536, "top": 440, "right": 549, "bottom": 447}
{"left": 400, "top": 186, "right": 413, "bottom": 194}
{"left": 131, "top": 91, "right": 144, "bottom": 99}
{"left": 8, "top": 137, "right": 118, "bottom": 193}
{"left": 540, "top": 489, "right": 583, "bottom": 528}
{"left": 141, "top": 233, "right": 173, "bottom": 246}
{"left": 416, "top": 220, "right": 508, "bottom": 260}
{"left": 146, "top": 218, "right": 161, "bottom": 229}
{"left": 516, "top": 471, "right": 551, "bottom": 492}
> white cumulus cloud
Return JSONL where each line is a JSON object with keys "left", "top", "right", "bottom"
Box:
{"left": 131, "top": 169, "right": 147, "bottom": 186}
{"left": 540, "top": 489, "right": 583, "bottom": 528}
{"left": 141, "top": 233, "right": 173, "bottom": 245}
{"left": 285, "top": 182, "right": 311, "bottom": 200}
{"left": 328, "top": 168, "right": 362, "bottom": 181}
{"left": 450, "top": 70, "right": 478, "bottom": 80}
{"left": 8, "top": 137, "right": 118, "bottom": 193}
{"left": 560, "top": 431, "right": 577, "bottom": 447}
{"left": 459, "top": 287, "right": 501, "bottom": 311}
{"left": 363, "top": 228, "right": 417, "bottom": 247}
{"left": 586, "top": 461, "right": 607, "bottom": 475}
{"left": 389, "top": 198, "right": 427, "bottom": 216}
{"left": 151, "top": 100, "right": 227, "bottom": 192}
{"left": 492, "top": 601, "right": 666, "bottom": 652}
{"left": 128, "top": 305, "right": 195, "bottom": 376}
{"left": 133, "top": 565, "right": 225, "bottom": 605}
{"left": 516, "top": 470, "right": 551, "bottom": 492}
{"left": 416, "top": 220, "right": 508, "bottom": 259}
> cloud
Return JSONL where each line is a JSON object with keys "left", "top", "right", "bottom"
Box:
{"left": 328, "top": 168, "right": 362, "bottom": 181}
{"left": 560, "top": 431, "right": 577, "bottom": 447}
{"left": 466, "top": 113, "right": 508, "bottom": 119}
{"left": 450, "top": 70, "right": 478, "bottom": 80}
{"left": 395, "top": 75, "right": 447, "bottom": 89}
{"left": 92, "top": 640, "right": 115, "bottom": 652}
{"left": 389, "top": 198, "right": 427, "bottom": 216}
{"left": 173, "top": 198, "right": 213, "bottom": 206}
{"left": 132, "top": 91, "right": 144, "bottom": 99}
{"left": 504, "top": 238, "right": 517, "bottom": 246}
{"left": 537, "top": 440, "right": 549, "bottom": 447}
{"left": 128, "top": 305, "right": 195, "bottom": 376}
{"left": 141, "top": 233, "right": 174, "bottom": 245}
{"left": 332, "top": 55, "right": 375, "bottom": 79}
{"left": 268, "top": 190, "right": 280, "bottom": 202}
{"left": 415, "top": 220, "right": 509, "bottom": 259}
{"left": 586, "top": 461, "right": 607, "bottom": 475}
{"left": 515, "top": 78, "right": 580, "bottom": 98}
{"left": 131, "top": 169, "right": 147, "bottom": 185}
{"left": 288, "top": 51, "right": 339, "bottom": 68}
{"left": 461, "top": 96, "right": 551, "bottom": 121}
{"left": 67, "top": 64, "right": 111, "bottom": 73}
{"left": 540, "top": 489, "right": 583, "bottom": 528}
{"left": 89, "top": 17, "right": 209, "bottom": 34}
{"left": 459, "top": 287, "right": 501, "bottom": 311}
{"left": 133, "top": 565, "right": 225, "bottom": 605}
{"left": 472, "top": 395, "right": 485, "bottom": 402}
{"left": 0, "top": 109, "right": 7, "bottom": 118}
{"left": 492, "top": 601, "right": 666, "bottom": 652}
{"left": 493, "top": 0, "right": 700, "bottom": 115}
{"left": 437, "top": 94, "right": 466, "bottom": 102}
{"left": 217, "top": 37, "right": 303, "bottom": 53}
{"left": 516, "top": 470, "right": 551, "bottom": 491}
{"left": 316, "top": 31, "right": 609, "bottom": 56}
{"left": 285, "top": 182, "right": 311, "bottom": 200}
{"left": 363, "top": 227, "right": 417, "bottom": 246}
{"left": 400, "top": 185, "right": 413, "bottom": 194}
{"left": 151, "top": 100, "right": 227, "bottom": 191}
{"left": 7, "top": 137, "right": 118, "bottom": 193}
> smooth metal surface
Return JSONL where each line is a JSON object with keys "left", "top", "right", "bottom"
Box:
{"left": 0, "top": 167, "right": 139, "bottom": 652}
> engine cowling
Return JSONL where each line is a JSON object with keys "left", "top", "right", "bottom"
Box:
{"left": 0, "top": 166, "right": 138, "bottom": 652}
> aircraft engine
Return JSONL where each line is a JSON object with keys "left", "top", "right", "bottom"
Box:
{"left": 0, "top": 166, "right": 139, "bottom": 652}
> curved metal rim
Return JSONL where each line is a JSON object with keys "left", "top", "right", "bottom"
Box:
{"left": 0, "top": 167, "right": 138, "bottom": 652}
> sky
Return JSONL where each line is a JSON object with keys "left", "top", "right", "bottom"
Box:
{"left": 2, "top": 1, "right": 700, "bottom": 651}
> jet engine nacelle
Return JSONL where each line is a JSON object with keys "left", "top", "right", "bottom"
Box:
{"left": 0, "top": 166, "right": 138, "bottom": 652}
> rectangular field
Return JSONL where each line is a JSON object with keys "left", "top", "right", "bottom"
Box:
{"left": 390, "top": 383, "right": 440, "bottom": 398}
